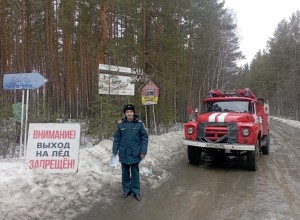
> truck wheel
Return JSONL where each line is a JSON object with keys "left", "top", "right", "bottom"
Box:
{"left": 247, "top": 140, "right": 259, "bottom": 171}
{"left": 261, "top": 134, "right": 270, "bottom": 155}
{"left": 188, "top": 145, "right": 202, "bottom": 164}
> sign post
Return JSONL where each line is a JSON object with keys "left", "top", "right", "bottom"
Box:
{"left": 3, "top": 72, "right": 48, "bottom": 157}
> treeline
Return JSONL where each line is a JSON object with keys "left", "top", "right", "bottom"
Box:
{"left": 0, "top": 0, "right": 242, "bottom": 139}
{"left": 234, "top": 11, "right": 300, "bottom": 121}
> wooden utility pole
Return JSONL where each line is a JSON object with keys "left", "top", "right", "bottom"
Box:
{"left": 142, "top": 0, "right": 152, "bottom": 132}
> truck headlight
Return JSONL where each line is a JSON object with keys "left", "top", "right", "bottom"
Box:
{"left": 187, "top": 127, "right": 194, "bottom": 134}
{"left": 242, "top": 128, "right": 250, "bottom": 137}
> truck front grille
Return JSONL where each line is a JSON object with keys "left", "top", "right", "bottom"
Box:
{"left": 197, "top": 122, "right": 238, "bottom": 143}
{"left": 205, "top": 125, "right": 227, "bottom": 141}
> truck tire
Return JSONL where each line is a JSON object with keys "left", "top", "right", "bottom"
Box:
{"left": 261, "top": 134, "right": 270, "bottom": 155}
{"left": 247, "top": 140, "right": 259, "bottom": 171}
{"left": 188, "top": 145, "right": 202, "bottom": 164}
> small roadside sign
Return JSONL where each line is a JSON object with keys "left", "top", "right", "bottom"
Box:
{"left": 26, "top": 123, "right": 81, "bottom": 173}
{"left": 12, "top": 102, "right": 23, "bottom": 123}
{"left": 3, "top": 73, "right": 48, "bottom": 90}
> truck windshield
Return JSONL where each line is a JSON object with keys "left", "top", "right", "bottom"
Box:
{"left": 204, "top": 101, "right": 251, "bottom": 113}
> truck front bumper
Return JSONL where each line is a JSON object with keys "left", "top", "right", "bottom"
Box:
{"left": 182, "top": 139, "right": 255, "bottom": 151}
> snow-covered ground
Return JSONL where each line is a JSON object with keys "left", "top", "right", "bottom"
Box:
{"left": 273, "top": 116, "right": 300, "bottom": 129}
{"left": 0, "top": 129, "right": 185, "bottom": 220}
{"left": 0, "top": 116, "right": 298, "bottom": 220}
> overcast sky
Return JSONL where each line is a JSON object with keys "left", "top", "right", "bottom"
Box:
{"left": 224, "top": 0, "right": 300, "bottom": 66}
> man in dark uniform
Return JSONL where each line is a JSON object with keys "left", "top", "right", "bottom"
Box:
{"left": 112, "top": 104, "right": 148, "bottom": 201}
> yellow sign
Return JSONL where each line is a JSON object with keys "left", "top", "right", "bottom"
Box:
{"left": 141, "top": 96, "right": 158, "bottom": 105}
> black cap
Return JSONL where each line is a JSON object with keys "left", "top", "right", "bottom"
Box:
{"left": 123, "top": 104, "right": 135, "bottom": 114}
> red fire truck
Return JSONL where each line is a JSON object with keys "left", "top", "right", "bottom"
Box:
{"left": 182, "top": 88, "right": 270, "bottom": 171}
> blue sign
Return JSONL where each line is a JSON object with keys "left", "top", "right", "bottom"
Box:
{"left": 3, "top": 73, "right": 48, "bottom": 90}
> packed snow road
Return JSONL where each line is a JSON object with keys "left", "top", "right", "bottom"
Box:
{"left": 75, "top": 118, "right": 300, "bottom": 220}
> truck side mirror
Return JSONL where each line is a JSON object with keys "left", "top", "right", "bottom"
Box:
{"left": 257, "top": 98, "right": 265, "bottom": 106}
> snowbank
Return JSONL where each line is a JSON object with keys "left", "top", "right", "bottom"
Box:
{"left": 0, "top": 130, "right": 185, "bottom": 220}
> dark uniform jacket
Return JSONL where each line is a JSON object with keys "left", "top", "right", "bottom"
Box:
{"left": 112, "top": 115, "right": 148, "bottom": 164}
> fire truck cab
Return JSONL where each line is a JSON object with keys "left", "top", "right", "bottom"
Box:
{"left": 182, "top": 88, "right": 270, "bottom": 171}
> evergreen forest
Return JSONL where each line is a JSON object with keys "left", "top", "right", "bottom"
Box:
{"left": 0, "top": 0, "right": 300, "bottom": 141}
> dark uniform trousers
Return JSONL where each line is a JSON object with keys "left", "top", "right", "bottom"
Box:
{"left": 121, "top": 162, "right": 140, "bottom": 194}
